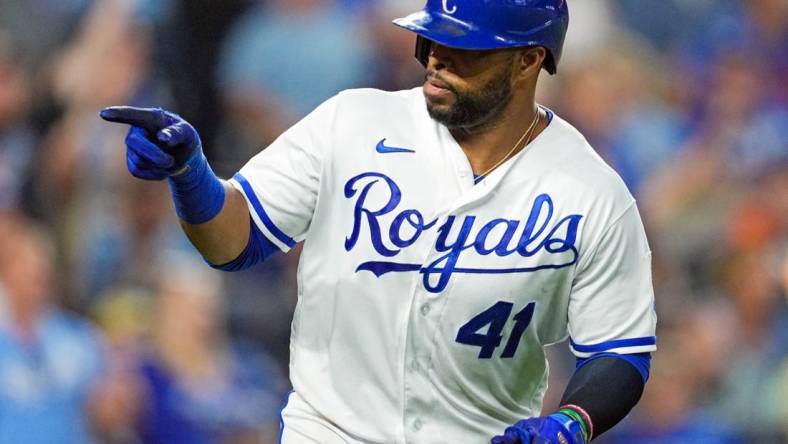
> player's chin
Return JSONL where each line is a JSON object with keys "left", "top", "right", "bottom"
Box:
{"left": 426, "top": 100, "right": 452, "bottom": 120}
{"left": 424, "top": 93, "right": 455, "bottom": 117}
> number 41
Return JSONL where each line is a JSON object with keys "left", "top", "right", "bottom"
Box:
{"left": 455, "top": 301, "right": 536, "bottom": 359}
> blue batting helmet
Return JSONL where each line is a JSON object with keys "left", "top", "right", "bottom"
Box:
{"left": 393, "top": 0, "right": 569, "bottom": 74}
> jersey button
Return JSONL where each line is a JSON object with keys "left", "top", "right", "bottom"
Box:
{"left": 413, "top": 419, "right": 423, "bottom": 431}
{"left": 410, "top": 359, "right": 420, "bottom": 372}
{"left": 420, "top": 303, "right": 431, "bottom": 316}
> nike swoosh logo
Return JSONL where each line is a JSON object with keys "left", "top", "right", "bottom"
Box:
{"left": 376, "top": 138, "right": 415, "bottom": 154}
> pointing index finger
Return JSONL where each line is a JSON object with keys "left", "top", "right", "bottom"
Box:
{"left": 99, "top": 106, "right": 169, "bottom": 134}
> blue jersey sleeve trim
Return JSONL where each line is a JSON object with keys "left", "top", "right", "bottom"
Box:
{"left": 570, "top": 336, "right": 656, "bottom": 353}
{"left": 211, "top": 218, "right": 280, "bottom": 271}
{"left": 576, "top": 352, "right": 652, "bottom": 383}
{"left": 277, "top": 390, "right": 295, "bottom": 444}
{"left": 233, "top": 173, "right": 296, "bottom": 248}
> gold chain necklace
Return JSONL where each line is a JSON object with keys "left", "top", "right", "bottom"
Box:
{"left": 476, "top": 108, "right": 541, "bottom": 181}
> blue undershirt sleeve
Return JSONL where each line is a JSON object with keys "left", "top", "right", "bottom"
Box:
{"left": 210, "top": 217, "right": 281, "bottom": 271}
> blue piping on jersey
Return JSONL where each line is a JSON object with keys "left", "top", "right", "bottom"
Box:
{"left": 277, "top": 390, "right": 295, "bottom": 444}
{"left": 234, "top": 173, "right": 296, "bottom": 248}
{"left": 570, "top": 336, "right": 656, "bottom": 354}
{"left": 544, "top": 107, "right": 554, "bottom": 124}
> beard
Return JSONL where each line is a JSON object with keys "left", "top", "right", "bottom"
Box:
{"left": 425, "top": 64, "right": 514, "bottom": 130}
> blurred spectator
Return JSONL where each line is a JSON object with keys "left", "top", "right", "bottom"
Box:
{"left": 89, "top": 287, "right": 152, "bottom": 444}
{"left": 603, "top": 332, "right": 744, "bottom": 444}
{"left": 561, "top": 0, "right": 620, "bottom": 67}
{"left": 0, "top": 36, "right": 36, "bottom": 211}
{"left": 554, "top": 41, "right": 689, "bottom": 195}
{"left": 642, "top": 54, "right": 787, "bottom": 265}
{"left": 32, "top": 0, "right": 181, "bottom": 305}
{"left": 75, "top": 176, "right": 190, "bottom": 303}
{"left": 139, "top": 256, "right": 285, "bottom": 443}
{"left": 0, "top": 0, "right": 90, "bottom": 70}
{"left": 706, "top": 235, "right": 787, "bottom": 439}
{"left": 676, "top": 0, "right": 788, "bottom": 102}
{"left": 358, "top": 0, "right": 425, "bottom": 92}
{"left": 93, "top": 255, "right": 286, "bottom": 444}
{"left": 612, "top": 0, "right": 737, "bottom": 52}
{"left": 220, "top": 0, "right": 374, "bottom": 116}
{"left": 0, "top": 214, "right": 103, "bottom": 444}
{"left": 216, "top": 0, "right": 374, "bottom": 166}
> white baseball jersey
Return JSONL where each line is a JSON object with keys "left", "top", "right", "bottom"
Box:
{"left": 230, "top": 87, "right": 657, "bottom": 443}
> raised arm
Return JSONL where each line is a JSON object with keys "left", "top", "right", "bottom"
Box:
{"left": 100, "top": 106, "right": 250, "bottom": 265}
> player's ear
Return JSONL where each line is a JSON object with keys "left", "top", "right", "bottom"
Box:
{"left": 516, "top": 46, "right": 546, "bottom": 79}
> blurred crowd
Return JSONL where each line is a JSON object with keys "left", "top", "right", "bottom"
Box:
{"left": 0, "top": 0, "right": 784, "bottom": 443}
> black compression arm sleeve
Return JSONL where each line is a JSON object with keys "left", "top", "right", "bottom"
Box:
{"left": 559, "top": 357, "right": 645, "bottom": 440}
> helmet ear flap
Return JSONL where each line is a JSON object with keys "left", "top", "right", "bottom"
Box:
{"left": 543, "top": 52, "right": 557, "bottom": 75}
{"left": 415, "top": 36, "right": 431, "bottom": 67}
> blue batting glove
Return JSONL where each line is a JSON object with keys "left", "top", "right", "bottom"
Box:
{"left": 99, "top": 106, "right": 203, "bottom": 180}
{"left": 491, "top": 414, "right": 587, "bottom": 444}
{"left": 100, "top": 106, "right": 225, "bottom": 224}
{"left": 491, "top": 426, "right": 532, "bottom": 444}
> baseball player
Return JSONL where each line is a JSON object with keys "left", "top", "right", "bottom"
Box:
{"left": 100, "top": 1, "right": 656, "bottom": 443}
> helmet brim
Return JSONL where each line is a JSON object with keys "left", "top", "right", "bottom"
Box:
{"left": 392, "top": 10, "right": 558, "bottom": 74}
{"left": 393, "top": 10, "right": 520, "bottom": 51}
